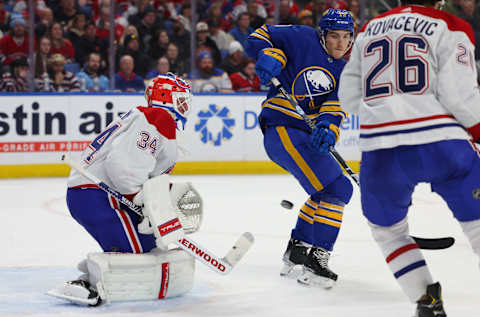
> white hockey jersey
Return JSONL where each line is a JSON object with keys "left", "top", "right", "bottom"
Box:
{"left": 339, "top": 5, "right": 480, "bottom": 151}
{"left": 68, "top": 106, "right": 178, "bottom": 196}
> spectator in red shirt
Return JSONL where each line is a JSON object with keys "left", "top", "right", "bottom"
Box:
{"left": 95, "top": 4, "right": 125, "bottom": 42}
{"left": 0, "top": 13, "right": 31, "bottom": 67}
{"left": 49, "top": 21, "right": 75, "bottom": 63}
{"left": 229, "top": 58, "right": 260, "bottom": 92}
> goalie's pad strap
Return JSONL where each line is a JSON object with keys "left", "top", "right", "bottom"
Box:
{"left": 86, "top": 248, "right": 195, "bottom": 302}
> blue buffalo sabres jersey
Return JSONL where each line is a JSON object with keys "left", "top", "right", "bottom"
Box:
{"left": 245, "top": 24, "right": 347, "bottom": 132}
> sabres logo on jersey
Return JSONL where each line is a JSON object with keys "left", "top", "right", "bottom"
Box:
{"left": 292, "top": 66, "right": 336, "bottom": 110}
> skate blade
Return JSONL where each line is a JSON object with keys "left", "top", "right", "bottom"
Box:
{"left": 47, "top": 288, "right": 100, "bottom": 306}
{"left": 280, "top": 263, "right": 303, "bottom": 279}
{"left": 297, "top": 271, "right": 336, "bottom": 289}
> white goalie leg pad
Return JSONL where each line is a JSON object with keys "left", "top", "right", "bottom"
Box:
{"left": 143, "top": 175, "right": 185, "bottom": 249}
{"left": 370, "top": 218, "right": 433, "bottom": 303}
{"left": 86, "top": 248, "right": 195, "bottom": 302}
{"left": 460, "top": 218, "right": 480, "bottom": 268}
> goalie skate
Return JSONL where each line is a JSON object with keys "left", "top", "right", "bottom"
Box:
{"left": 297, "top": 247, "right": 337, "bottom": 289}
{"left": 47, "top": 280, "right": 102, "bottom": 306}
{"left": 280, "top": 238, "right": 309, "bottom": 278}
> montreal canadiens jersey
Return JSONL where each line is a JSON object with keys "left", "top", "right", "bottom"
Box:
{"left": 339, "top": 5, "right": 480, "bottom": 151}
{"left": 67, "top": 106, "right": 178, "bottom": 196}
{"left": 246, "top": 24, "right": 348, "bottom": 132}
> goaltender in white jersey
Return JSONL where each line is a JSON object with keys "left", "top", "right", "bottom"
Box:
{"left": 48, "top": 73, "right": 204, "bottom": 306}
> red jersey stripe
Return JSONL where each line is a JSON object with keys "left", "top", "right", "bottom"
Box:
{"left": 361, "top": 114, "right": 455, "bottom": 129}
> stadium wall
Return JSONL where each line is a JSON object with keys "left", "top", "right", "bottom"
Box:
{"left": 0, "top": 93, "right": 360, "bottom": 178}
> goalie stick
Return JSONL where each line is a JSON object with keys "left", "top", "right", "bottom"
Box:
{"left": 61, "top": 154, "right": 254, "bottom": 275}
{"left": 270, "top": 77, "right": 455, "bottom": 250}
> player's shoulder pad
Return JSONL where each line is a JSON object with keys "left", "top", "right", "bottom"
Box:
{"left": 137, "top": 106, "right": 176, "bottom": 140}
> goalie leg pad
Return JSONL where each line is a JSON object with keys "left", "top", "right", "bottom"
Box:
{"left": 143, "top": 175, "right": 185, "bottom": 248}
{"left": 86, "top": 248, "right": 195, "bottom": 302}
{"left": 370, "top": 219, "right": 434, "bottom": 303}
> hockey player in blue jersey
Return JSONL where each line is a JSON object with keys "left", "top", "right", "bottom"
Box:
{"left": 245, "top": 9, "right": 354, "bottom": 288}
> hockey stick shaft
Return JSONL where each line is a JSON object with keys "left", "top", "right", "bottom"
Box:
{"left": 270, "top": 78, "right": 454, "bottom": 250}
{"left": 62, "top": 154, "right": 144, "bottom": 216}
{"left": 62, "top": 154, "right": 254, "bottom": 275}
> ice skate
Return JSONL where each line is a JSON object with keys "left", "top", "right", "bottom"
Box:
{"left": 415, "top": 282, "right": 447, "bottom": 317}
{"left": 280, "top": 238, "right": 309, "bottom": 278}
{"left": 297, "top": 247, "right": 337, "bottom": 289}
{"left": 47, "top": 279, "right": 102, "bottom": 306}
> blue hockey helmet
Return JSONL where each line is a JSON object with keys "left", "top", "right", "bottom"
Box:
{"left": 318, "top": 9, "right": 354, "bottom": 56}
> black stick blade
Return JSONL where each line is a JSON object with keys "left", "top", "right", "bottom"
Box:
{"left": 413, "top": 236, "right": 455, "bottom": 250}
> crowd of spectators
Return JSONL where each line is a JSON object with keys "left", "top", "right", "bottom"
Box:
{"left": 0, "top": 0, "right": 479, "bottom": 93}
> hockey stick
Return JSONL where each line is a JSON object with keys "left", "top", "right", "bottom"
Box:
{"left": 270, "top": 77, "right": 455, "bottom": 250}
{"left": 61, "top": 154, "right": 254, "bottom": 275}
{"left": 271, "top": 77, "right": 360, "bottom": 185}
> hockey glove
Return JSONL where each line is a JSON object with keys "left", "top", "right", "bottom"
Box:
{"left": 255, "top": 48, "right": 287, "bottom": 85}
{"left": 309, "top": 121, "right": 339, "bottom": 154}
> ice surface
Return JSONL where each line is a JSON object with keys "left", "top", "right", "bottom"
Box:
{"left": 1, "top": 175, "right": 478, "bottom": 316}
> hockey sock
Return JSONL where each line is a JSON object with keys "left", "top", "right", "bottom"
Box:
{"left": 310, "top": 200, "right": 344, "bottom": 251}
{"left": 291, "top": 198, "right": 318, "bottom": 245}
{"left": 370, "top": 219, "right": 434, "bottom": 302}
{"left": 460, "top": 218, "right": 480, "bottom": 268}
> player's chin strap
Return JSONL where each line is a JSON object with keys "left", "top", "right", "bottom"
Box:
{"left": 269, "top": 77, "right": 455, "bottom": 250}
{"left": 61, "top": 154, "right": 254, "bottom": 275}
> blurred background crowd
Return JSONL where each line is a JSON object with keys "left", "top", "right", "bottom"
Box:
{"left": 0, "top": 0, "right": 479, "bottom": 93}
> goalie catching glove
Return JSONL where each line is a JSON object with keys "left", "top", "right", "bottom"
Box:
{"left": 134, "top": 177, "right": 203, "bottom": 239}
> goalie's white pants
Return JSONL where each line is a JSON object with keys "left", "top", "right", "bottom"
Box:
{"left": 82, "top": 248, "right": 195, "bottom": 303}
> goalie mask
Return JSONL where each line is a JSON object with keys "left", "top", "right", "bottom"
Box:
{"left": 145, "top": 73, "right": 192, "bottom": 130}
{"left": 318, "top": 9, "right": 354, "bottom": 57}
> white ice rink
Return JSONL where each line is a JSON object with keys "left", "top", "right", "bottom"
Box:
{"left": 1, "top": 175, "right": 479, "bottom": 317}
